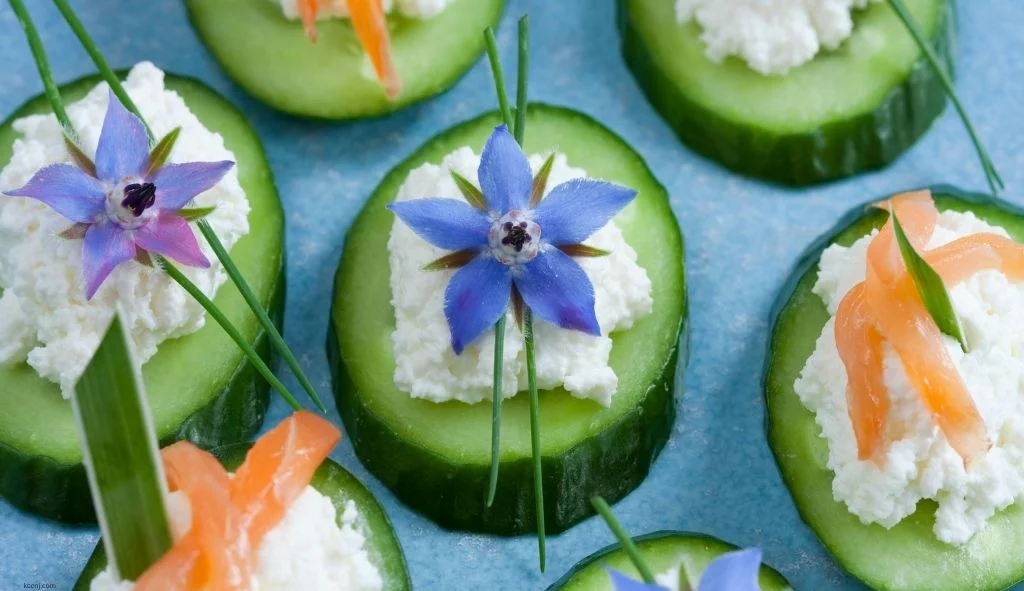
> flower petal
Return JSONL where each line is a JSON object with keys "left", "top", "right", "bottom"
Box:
{"left": 388, "top": 198, "right": 491, "bottom": 251}
{"left": 82, "top": 222, "right": 136, "bottom": 299}
{"left": 444, "top": 255, "right": 511, "bottom": 354}
{"left": 4, "top": 164, "right": 107, "bottom": 223}
{"left": 514, "top": 248, "right": 599, "bottom": 336}
{"left": 606, "top": 568, "right": 665, "bottom": 591}
{"left": 135, "top": 213, "right": 211, "bottom": 268}
{"left": 532, "top": 179, "right": 637, "bottom": 245}
{"left": 478, "top": 125, "right": 532, "bottom": 213}
{"left": 95, "top": 91, "right": 150, "bottom": 182}
{"left": 150, "top": 161, "right": 234, "bottom": 212}
{"left": 697, "top": 548, "right": 762, "bottom": 591}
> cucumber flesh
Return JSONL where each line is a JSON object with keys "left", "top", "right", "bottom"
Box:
{"left": 548, "top": 531, "right": 792, "bottom": 591}
{"left": 328, "top": 104, "right": 686, "bottom": 535}
{"left": 184, "top": 0, "right": 505, "bottom": 120}
{"left": 0, "top": 74, "right": 284, "bottom": 523}
{"left": 765, "top": 187, "right": 1024, "bottom": 591}
{"left": 618, "top": 0, "right": 954, "bottom": 185}
{"left": 73, "top": 444, "right": 411, "bottom": 591}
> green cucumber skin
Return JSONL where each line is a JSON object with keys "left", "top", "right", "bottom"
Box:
{"left": 184, "top": 0, "right": 506, "bottom": 120}
{"left": 765, "top": 186, "right": 1024, "bottom": 591}
{"left": 618, "top": 0, "right": 955, "bottom": 186}
{"left": 547, "top": 531, "right": 793, "bottom": 591}
{"left": 327, "top": 104, "right": 686, "bottom": 536}
{"left": 329, "top": 322, "right": 680, "bottom": 535}
{"left": 0, "top": 74, "right": 284, "bottom": 524}
{"left": 72, "top": 444, "right": 411, "bottom": 591}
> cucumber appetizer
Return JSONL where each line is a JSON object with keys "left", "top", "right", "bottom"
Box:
{"left": 328, "top": 104, "right": 686, "bottom": 535}
{"left": 618, "top": 0, "right": 954, "bottom": 185}
{"left": 766, "top": 187, "right": 1024, "bottom": 590}
{"left": 0, "top": 65, "right": 284, "bottom": 523}
{"left": 75, "top": 436, "right": 410, "bottom": 591}
{"left": 548, "top": 532, "right": 792, "bottom": 591}
{"left": 184, "top": 0, "right": 506, "bottom": 119}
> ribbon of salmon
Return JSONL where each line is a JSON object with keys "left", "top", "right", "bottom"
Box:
{"left": 835, "top": 191, "right": 1010, "bottom": 466}
{"left": 297, "top": 0, "right": 402, "bottom": 99}
{"left": 135, "top": 411, "right": 341, "bottom": 589}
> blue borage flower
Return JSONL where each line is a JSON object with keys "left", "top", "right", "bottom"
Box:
{"left": 608, "top": 548, "right": 764, "bottom": 591}
{"left": 4, "top": 91, "right": 232, "bottom": 299}
{"left": 388, "top": 124, "right": 637, "bottom": 353}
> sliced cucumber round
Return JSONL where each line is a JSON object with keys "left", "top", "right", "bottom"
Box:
{"left": 328, "top": 104, "right": 686, "bottom": 535}
{"left": 765, "top": 186, "right": 1024, "bottom": 591}
{"left": 0, "top": 74, "right": 284, "bottom": 523}
{"left": 618, "top": 0, "right": 954, "bottom": 186}
{"left": 72, "top": 443, "right": 410, "bottom": 591}
{"left": 548, "top": 531, "right": 793, "bottom": 591}
{"left": 184, "top": 0, "right": 505, "bottom": 120}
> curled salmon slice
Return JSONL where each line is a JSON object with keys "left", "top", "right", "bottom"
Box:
{"left": 925, "top": 233, "right": 1024, "bottom": 284}
{"left": 298, "top": 0, "right": 401, "bottom": 99}
{"left": 136, "top": 442, "right": 251, "bottom": 591}
{"left": 230, "top": 411, "right": 341, "bottom": 547}
{"left": 835, "top": 284, "right": 889, "bottom": 461}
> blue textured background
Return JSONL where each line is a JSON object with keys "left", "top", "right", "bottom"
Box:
{"left": 1, "top": 1, "right": 1022, "bottom": 589}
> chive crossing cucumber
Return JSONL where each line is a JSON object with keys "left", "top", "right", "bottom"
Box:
{"left": 328, "top": 104, "right": 686, "bottom": 535}
{"left": 618, "top": 0, "right": 954, "bottom": 186}
{"left": 548, "top": 531, "right": 793, "bottom": 591}
{"left": 765, "top": 186, "right": 1024, "bottom": 591}
{"left": 0, "top": 74, "right": 285, "bottom": 523}
{"left": 73, "top": 443, "right": 411, "bottom": 591}
{"left": 184, "top": 0, "right": 506, "bottom": 120}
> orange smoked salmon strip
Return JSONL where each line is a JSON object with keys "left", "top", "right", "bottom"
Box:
{"left": 925, "top": 233, "right": 1024, "bottom": 284}
{"left": 298, "top": 0, "right": 402, "bottom": 99}
{"left": 835, "top": 284, "right": 889, "bottom": 461}
{"left": 230, "top": 411, "right": 342, "bottom": 547}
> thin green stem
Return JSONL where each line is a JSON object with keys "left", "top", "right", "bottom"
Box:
{"left": 513, "top": 16, "right": 529, "bottom": 144}
{"left": 195, "top": 220, "right": 327, "bottom": 412}
{"left": 159, "top": 256, "right": 302, "bottom": 412}
{"left": 51, "top": 0, "right": 154, "bottom": 144}
{"left": 888, "top": 0, "right": 1003, "bottom": 194}
{"left": 484, "top": 27, "right": 514, "bottom": 130}
{"left": 8, "top": 0, "right": 75, "bottom": 139}
{"left": 486, "top": 315, "right": 506, "bottom": 506}
{"left": 524, "top": 308, "right": 545, "bottom": 572}
{"left": 591, "top": 496, "right": 655, "bottom": 584}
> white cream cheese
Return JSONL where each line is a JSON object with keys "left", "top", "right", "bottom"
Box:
{"left": 0, "top": 62, "right": 250, "bottom": 396}
{"left": 274, "top": 0, "right": 454, "bottom": 21}
{"left": 675, "top": 0, "right": 881, "bottom": 75}
{"left": 90, "top": 486, "right": 383, "bottom": 591}
{"left": 388, "top": 147, "right": 653, "bottom": 407}
{"left": 795, "top": 210, "right": 1024, "bottom": 545}
{"left": 655, "top": 565, "right": 682, "bottom": 590}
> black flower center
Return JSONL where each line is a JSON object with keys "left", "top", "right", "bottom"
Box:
{"left": 501, "top": 221, "right": 531, "bottom": 253}
{"left": 121, "top": 182, "right": 157, "bottom": 217}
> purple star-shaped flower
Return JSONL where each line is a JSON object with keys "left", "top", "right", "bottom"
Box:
{"left": 388, "top": 124, "right": 637, "bottom": 354}
{"left": 3, "top": 91, "right": 233, "bottom": 299}
{"left": 608, "top": 548, "right": 763, "bottom": 591}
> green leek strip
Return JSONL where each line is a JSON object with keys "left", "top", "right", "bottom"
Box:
{"left": 159, "top": 255, "right": 303, "bottom": 410}
{"left": 51, "top": 0, "right": 326, "bottom": 412}
{"left": 590, "top": 496, "right": 656, "bottom": 584}
{"left": 888, "top": 0, "right": 1004, "bottom": 195}
{"left": 7, "top": 0, "right": 76, "bottom": 140}
{"left": 890, "top": 208, "right": 969, "bottom": 351}
{"left": 71, "top": 313, "right": 172, "bottom": 581}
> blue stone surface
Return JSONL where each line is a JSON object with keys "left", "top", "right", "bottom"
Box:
{"left": 1, "top": 0, "right": 1022, "bottom": 589}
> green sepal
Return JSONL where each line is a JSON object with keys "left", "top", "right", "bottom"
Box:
{"left": 559, "top": 244, "right": 610, "bottom": 258}
{"left": 423, "top": 249, "right": 477, "bottom": 271}
{"left": 145, "top": 127, "right": 181, "bottom": 177}
{"left": 450, "top": 170, "right": 487, "bottom": 211}
{"left": 59, "top": 223, "right": 90, "bottom": 240}
{"left": 70, "top": 312, "right": 172, "bottom": 581}
{"left": 179, "top": 205, "right": 217, "bottom": 222}
{"left": 64, "top": 134, "right": 96, "bottom": 177}
{"left": 530, "top": 153, "right": 555, "bottom": 207}
{"left": 891, "top": 209, "right": 969, "bottom": 352}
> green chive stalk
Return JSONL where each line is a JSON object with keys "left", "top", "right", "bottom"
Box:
{"left": 591, "top": 496, "right": 656, "bottom": 584}
{"left": 8, "top": 0, "right": 75, "bottom": 140}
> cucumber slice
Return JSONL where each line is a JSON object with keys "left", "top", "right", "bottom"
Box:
{"left": 184, "top": 0, "right": 505, "bottom": 120}
{"left": 548, "top": 531, "right": 793, "bottom": 591}
{"left": 618, "top": 0, "right": 954, "bottom": 185}
{"left": 328, "top": 104, "right": 686, "bottom": 535}
{"left": 765, "top": 186, "right": 1024, "bottom": 591}
{"left": 72, "top": 443, "right": 410, "bottom": 591}
{"left": 0, "top": 74, "right": 284, "bottom": 523}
